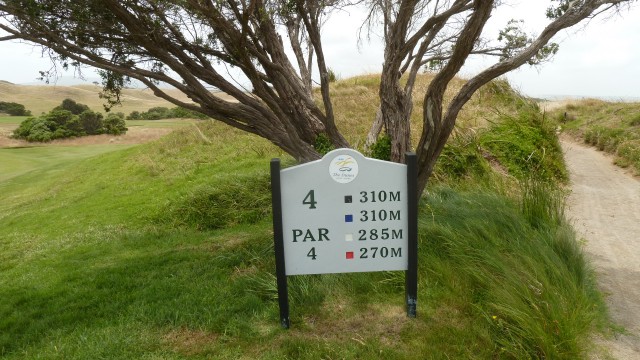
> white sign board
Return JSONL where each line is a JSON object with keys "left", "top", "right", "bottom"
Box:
{"left": 280, "top": 148, "right": 408, "bottom": 275}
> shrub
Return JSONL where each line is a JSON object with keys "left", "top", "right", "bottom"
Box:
{"left": 63, "top": 117, "right": 85, "bottom": 137}
{"left": 127, "top": 110, "right": 141, "bottom": 120}
{"left": 25, "top": 119, "right": 54, "bottom": 142}
{"left": 103, "top": 113, "right": 128, "bottom": 135}
{"left": 169, "top": 106, "right": 208, "bottom": 119}
{"left": 54, "top": 98, "right": 90, "bottom": 115}
{"left": 45, "top": 109, "right": 75, "bottom": 127}
{"left": 135, "top": 106, "right": 208, "bottom": 120}
{"left": 0, "top": 101, "right": 31, "bottom": 116}
{"left": 368, "top": 133, "right": 391, "bottom": 161}
{"left": 11, "top": 106, "right": 123, "bottom": 142}
{"left": 79, "top": 111, "right": 104, "bottom": 135}
{"left": 313, "top": 133, "right": 334, "bottom": 155}
{"left": 142, "top": 107, "right": 170, "bottom": 120}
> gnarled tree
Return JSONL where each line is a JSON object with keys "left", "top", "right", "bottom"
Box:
{"left": 0, "top": 0, "right": 635, "bottom": 195}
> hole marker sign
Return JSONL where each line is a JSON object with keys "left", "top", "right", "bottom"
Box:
{"left": 270, "top": 148, "right": 419, "bottom": 327}
{"left": 279, "top": 149, "right": 409, "bottom": 275}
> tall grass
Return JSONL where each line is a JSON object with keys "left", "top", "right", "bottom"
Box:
{"left": 422, "top": 181, "right": 605, "bottom": 359}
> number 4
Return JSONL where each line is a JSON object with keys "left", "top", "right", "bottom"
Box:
{"left": 307, "top": 247, "right": 317, "bottom": 260}
{"left": 303, "top": 190, "right": 317, "bottom": 209}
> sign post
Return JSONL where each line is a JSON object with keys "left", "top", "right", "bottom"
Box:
{"left": 271, "top": 149, "right": 418, "bottom": 328}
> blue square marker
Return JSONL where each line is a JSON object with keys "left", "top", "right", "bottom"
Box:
{"left": 345, "top": 214, "right": 353, "bottom": 222}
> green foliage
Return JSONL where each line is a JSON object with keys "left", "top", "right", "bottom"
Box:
{"left": 54, "top": 98, "right": 90, "bottom": 115}
{"left": 0, "top": 101, "right": 31, "bottom": 116}
{"left": 129, "top": 106, "right": 208, "bottom": 120}
{"left": 103, "top": 112, "right": 128, "bottom": 135}
{"left": 79, "top": 110, "right": 104, "bottom": 135}
{"left": 12, "top": 99, "right": 128, "bottom": 142}
{"left": 520, "top": 177, "right": 565, "bottom": 229}
{"left": 25, "top": 118, "right": 55, "bottom": 142}
{"left": 45, "top": 109, "right": 75, "bottom": 127}
{"left": 481, "top": 106, "right": 567, "bottom": 182}
{"left": 369, "top": 133, "right": 391, "bottom": 161}
{"left": 126, "top": 110, "right": 141, "bottom": 120}
{"left": 313, "top": 133, "right": 334, "bottom": 155}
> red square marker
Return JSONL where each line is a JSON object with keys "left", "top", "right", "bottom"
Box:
{"left": 346, "top": 251, "right": 354, "bottom": 259}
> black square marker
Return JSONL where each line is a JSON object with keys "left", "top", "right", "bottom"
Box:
{"left": 344, "top": 195, "right": 352, "bottom": 203}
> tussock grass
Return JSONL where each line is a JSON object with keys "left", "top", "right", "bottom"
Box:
{"left": 0, "top": 76, "right": 607, "bottom": 359}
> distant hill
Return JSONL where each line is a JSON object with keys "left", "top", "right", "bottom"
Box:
{"left": 0, "top": 81, "right": 198, "bottom": 115}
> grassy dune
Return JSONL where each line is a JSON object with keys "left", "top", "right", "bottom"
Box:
{"left": 0, "top": 76, "right": 607, "bottom": 359}
{"left": 548, "top": 99, "right": 640, "bottom": 174}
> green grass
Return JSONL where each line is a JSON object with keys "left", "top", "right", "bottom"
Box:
{"left": 0, "top": 79, "right": 609, "bottom": 358}
{"left": 0, "top": 119, "right": 607, "bottom": 359}
{"left": 0, "top": 145, "right": 133, "bottom": 182}
{"left": 0, "top": 116, "right": 29, "bottom": 125}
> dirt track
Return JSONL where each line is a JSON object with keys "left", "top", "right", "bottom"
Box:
{"left": 562, "top": 139, "right": 640, "bottom": 359}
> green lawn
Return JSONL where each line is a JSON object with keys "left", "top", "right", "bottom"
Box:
{"left": 0, "top": 145, "right": 134, "bottom": 183}
{"left": 0, "top": 116, "right": 29, "bottom": 125}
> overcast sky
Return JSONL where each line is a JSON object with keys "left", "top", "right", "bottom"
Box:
{"left": 1, "top": 1, "right": 639, "bottom": 100}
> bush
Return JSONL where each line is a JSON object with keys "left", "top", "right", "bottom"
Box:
{"left": 54, "top": 98, "right": 90, "bottom": 115}
{"left": 134, "top": 106, "right": 208, "bottom": 120}
{"left": 368, "top": 133, "right": 391, "bottom": 161}
{"left": 45, "top": 109, "right": 75, "bottom": 127}
{"left": 11, "top": 102, "right": 127, "bottom": 142}
{"left": 103, "top": 113, "right": 127, "bottom": 135}
{"left": 25, "top": 119, "right": 54, "bottom": 142}
{"left": 169, "top": 106, "right": 208, "bottom": 119}
{"left": 313, "top": 133, "right": 334, "bottom": 155}
{"left": 0, "top": 101, "right": 31, "bottom": 116}
{"left": 79, "top": 111, "right": 104, "bottom": 135}
{"left": 126, "top": 111, "right": 141, "bottom": 120}
{"left": 141, "top": 107, "right": 170, "bottom": 120}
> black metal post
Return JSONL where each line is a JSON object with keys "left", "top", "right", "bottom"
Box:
{"left": 405, "top": 152, "right": 418, "bottom": 318}
{"left": 270, "top": 159, "right": 290, "bottom": 328}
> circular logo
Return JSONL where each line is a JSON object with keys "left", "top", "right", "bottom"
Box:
{"left": 329, "top": 154, "right": 359, "bottom": 183}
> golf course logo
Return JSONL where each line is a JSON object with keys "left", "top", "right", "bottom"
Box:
{"left": 329, "top": 154, "right": 358, "bottom": 183}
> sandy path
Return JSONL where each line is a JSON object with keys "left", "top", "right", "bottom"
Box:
{"left": 562, "top": 139, "right": 640, "bottom": 359}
